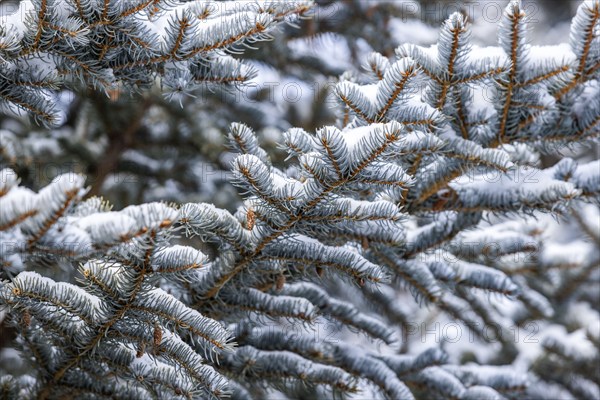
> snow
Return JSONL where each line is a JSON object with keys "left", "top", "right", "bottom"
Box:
{"left": 0, "top": 347, "right": 24, "bottom": 375}
{"left": 389, "top": 18, "right": 439, "bottom": 46}
{"left": 526, "top": 43, "right": 576, "bottom": 65}
{"left": 0, "top": 2, "right": 597, "bottom": 397}
{"left": 62, "top": 281, "right": 103, "bottom": 315}
{"left": 402, "top": 130, "right": 440, "bottom": 148}
{"left": 72, "top": 212, "right": 138, "bottom": 246}
{"left": 243, "top": 61, "right": 317, "bottom": 126}
{"left": 566, "top": 302, "right": 600, "bottom": 339}
{"left": 540, "top": 241, "right": 596, "bottom": 267}
{"left": 121, "top": 150, "right": 165, "bottom": 173}
{"left": 0, "top": 0, "right": 34, "bottom": 41}
{"left": 283, "top": 233, "right": 322, "bottom": 246}
{"left": 450, "top": 166, "right": 578, "bottom": 195}
{"left": 270, "top": 172, "right": 302, "bottom": 194}
{"left": 341, "top": 123, "right": 385, "bottom": 148}
{"left": 152, "top": 245, "right": 208, "bottom": 271}
{"left": 575, "top": 203, "right": 600, "bottom": 237}
{"left": 121, "top": 203, "right": 179, "bottom": 229}
{"left": 468, "top": 45, "right": 507, "bottom": 61}
{"left": 574, "top": 159, "right": 600, "bottom": 183}
{"left": 500, "top": 143, "right": 540, "bottom": 165}
{"left": 458, "top": 223, "right": 532, "bottom": 245}
{"left": 12, "top": 271, "right": 102, "bottom": 314}
{"left": 545, "top": 326, "right": 597, "bottom": 359}
{"left": 405, "top": 211, "right": 457, "bottom": 244}
{"left": 288, "top": 33, "right": 353, "bottom": 72}
{"left": 129, "top": 352, "right": 157, "bottom": 370}
{"left": 455, "top": 260, "right": 518, "bottom": 293}
{"left": 0, "top": 186, "right": 34, "bottom": 229}
{"left": 360, "top": 84, "right": 379, "bottom": 105}
{"left": 420, "top": 43, "right": 440, "bottom": 60}
{"left": 23, "top": 134, "right": 63, "bottom": 157}
{"left": 573, "top": 80, "right": 600, "bottom": 118}
{"left": 137, "top": 3, "right": 280, "bottom": 51}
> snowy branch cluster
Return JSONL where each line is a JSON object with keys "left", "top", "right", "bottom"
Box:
{"left": 0, "top": 0, "right": 599, "bottom": 399}
{"left": 0, "top": 0, "right": 311, "bottom": 125}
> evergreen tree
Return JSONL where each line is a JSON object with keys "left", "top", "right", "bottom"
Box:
{"left": 0, "top": 0, "right": 599, "bottom": 399}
